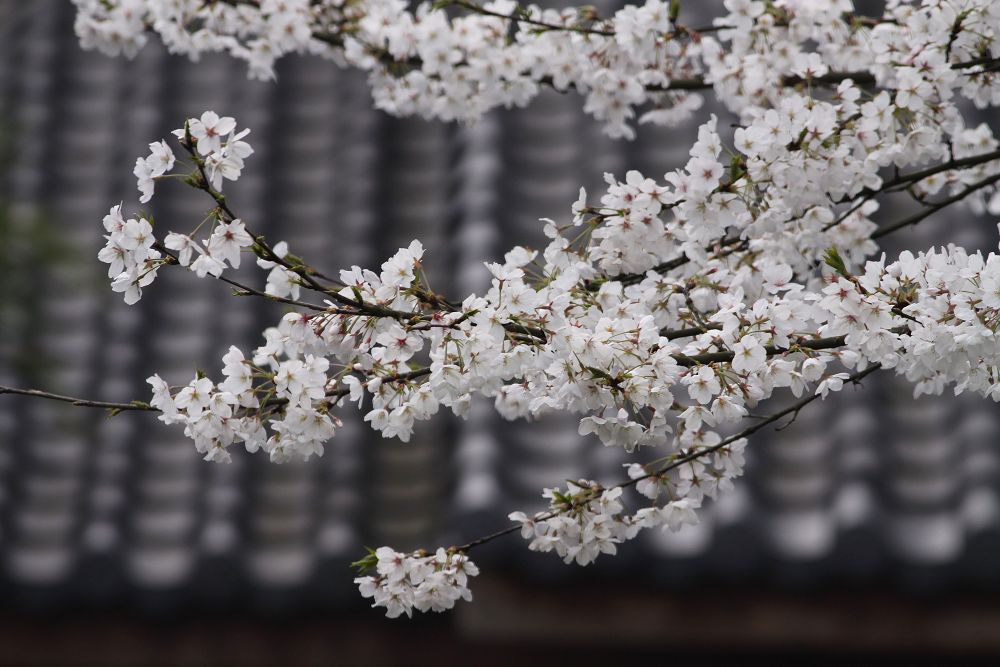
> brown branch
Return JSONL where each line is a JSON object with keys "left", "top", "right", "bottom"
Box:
{"left": 152, "top": 242, "right": 331, "bottom": 312}
{"left": 865, "top": 147, "right": 1000, "bottom": 196}
{"left": 672, "top": 332, "right": 853, "bottom": 367}
{"left": 319, "top": 368, "right": 432, "bottom": 405}
{"left": 180, "top": 136, "right": 343, "bottom": 300}
{"left": 661, "top": 324, "right": 720, "bottom": 340}
{"left": 629, "top": 363, "right": 881, "bottom": 484}
{"left": 455, "top": 363, "right": 882, "bottom": 552}
{"left": 599, "top": 145, "right": 1000, "bottom": 290}
{"left": 0, "top": 366, "right": 435, "bottom": 416}
{"left": 449, "top": 0, "right": 614, "bottom": 36}
{"left": 872, "top": 170, "right": 1000, "bottom": 240}
{"left": 177, "top": 139, "right": 461, "bottom": 324}
{"left": 184, "top": 4, "right": 1000, "bottom": 101}
{"left": 0, "top": 386, "right": 156, "bottom": 413}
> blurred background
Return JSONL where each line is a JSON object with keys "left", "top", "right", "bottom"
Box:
{"left": 2, "top": 0, "right": 1000, "bottom": 664}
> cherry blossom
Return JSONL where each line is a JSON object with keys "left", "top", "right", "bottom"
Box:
{"left": 4, "top": 0, "right": 1000, "bottom": 618}
{"left": 354, "top": 547, "right": 479, "bottom": 618}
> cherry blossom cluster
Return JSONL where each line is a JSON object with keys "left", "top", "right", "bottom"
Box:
{"left": 94, "top": 94, "right": 1000, "bottom": 611}
{"left": 98, "top": 111, "right": 257, "bottom": 302}
{"left": 503, "top": 429, "right": 746, "bottom": 568}
{"left": 147, "top": 346, "right": 339, "bottom": 464}
{"left": 104, "top": 98, "right": 1000, "bottom": 574}
{"left": 818, "top": 243, "right": 1000, "bottom": 400}
{"left": 98, "top": 205, "right": 161, "bottom": 305}
{"left": 508, "top": 475, "right": 701, "bottom": 566}
{"left": 73, "top": 0, "right": 1000, "bottom": 138}
{"left": 20, "top": 0, "right": 1000, "bottom": 618}
{"left": 180, "top": 111, "right": 254, "bottom": 191}
{"left": 354, "top": 547, "right": 479, "bottom": 618}
{"left": 352, "top": 0, "right": 693, "bottom": 137}
{"left": 71, "top": 0, "right": 699, "bottom": 137}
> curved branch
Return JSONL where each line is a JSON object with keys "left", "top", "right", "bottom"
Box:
{"left": 600, "top": 147, "right": 1000, "bottom": 290}
{"left": 872, "top": 170, "right": 1000, "bottom": 240}
{"left": 670, "top": 329, "right": 895, "bottom": 367}
{"left": 629, "top": 363, "right": 881, "bottom": 484}
{"left": 449, "top": 0, "right": 614, "bottom": 36}
{"left": 455, "top": 363, "right": 882, "bottom": 552}
{"left": 874, "top": 148, "right": 1000, "bottom": 194}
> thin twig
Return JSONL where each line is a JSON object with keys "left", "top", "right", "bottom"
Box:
{"left": 0, "top": 366, "right": 435, "bottom": 415}
{"left": 0, "top": 386, "right": 156, "bottom": 412}
{"left": 153, "top": 242, "right": 330, "bottom": 312}
{"left": 629, "top": 364, "right": 882, "bottom": 485}
{"left": 451, "top": 0, "right": 614, "bottom": 36}
{"left": 603, "top": 146, "right": 1000, "bottom": 290}
{"left": 454, "top": 363, "right": 881, "bottom": 552}
{"left": 874, "top": 147, "right": 1000, "bottom": 193}
{"left": 872, "top": 170, "right": 1000, "bottom": 240}
{"left": 182, "top": 138, "right": 341, "bottom": 299}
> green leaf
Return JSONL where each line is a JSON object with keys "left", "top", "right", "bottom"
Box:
{"left": 729, "top": 155, "right": 745, "bottom": 181}
{"left": 584, "top": 366, "right": 615, "bottom": 382}
{"left": 351, "top": 547, "right": 379, "bottom": 574}
{"left": 823, "top": 246, "right": 850, "bottom": 278}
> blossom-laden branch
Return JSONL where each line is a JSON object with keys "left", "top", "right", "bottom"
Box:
{"left": 2, "top": 0, "right": 996, "bottom": 618}
{"left": 872, "top": 169, "right": 1000, "bottom": 240}
{"left": 498, "top": 363, "right": 882, "bottom": 559}
{"left": 68, "top": 103, "right": 1000, "bottom": 614}
{"left": 75, "top": 0, "right": 1000, "bottom": 138}
{"left": 353, "top": 363, "right": 879, "bottom": 618}
{"left": 73, "top": 12, "right": 1000, "bottom": 470}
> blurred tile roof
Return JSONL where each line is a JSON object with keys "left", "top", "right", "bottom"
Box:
{"left": 1, "top": 0, "right": 1000, "bottom": 619}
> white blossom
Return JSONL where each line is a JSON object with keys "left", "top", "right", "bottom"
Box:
{"left": 58, "top": 0, "right": 1000, "bottom": 617}
{"left": 355, "top": 548, "right": 478, "bottom": 618}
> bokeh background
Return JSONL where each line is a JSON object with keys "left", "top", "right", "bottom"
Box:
{"left": 2, "top": 0, "right": 1000, "bottom": 664}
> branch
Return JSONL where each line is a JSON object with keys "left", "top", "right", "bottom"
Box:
{"left": 874, "top": 148, "right": 1000, "bottom": 193}
{"left": 671, "top": 331, "right": 865, "bottom": 367}
{"left": 152, "top": 242, "right": 331, "bottom": 312}
{"left": 643, "top": 54, "right": 1000, "bottom": 94}
{"left": 321, "top": 367, "right": 432, "bottom": 405}
{"left": 600, "top": 146, "right": 1000, "bottom": 290}
{"left": 449, "top": 0, "right": 614, "bottom": 36}
{"left": 872, "top": 169, "right": 1000, "bottom": 240}
{"left": 661, "top": 324, "right": 720, "bottom": 340}
{"left": 630, "top": 363, "right": 882, "bottom": 484}
{"left": 0, "top": 365, "right": 435, "bottom": 417}
{"left": 455, "top": 363, "right": 882, "bottom": 552}
{"left": 0, "top": 386, "right": 156, "bottom": 413}
{"left": 181, "top": 136, "right": 342, "bottom": 299}
{"left": 177, "top": 141, "right": 471, "bottom": 325}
